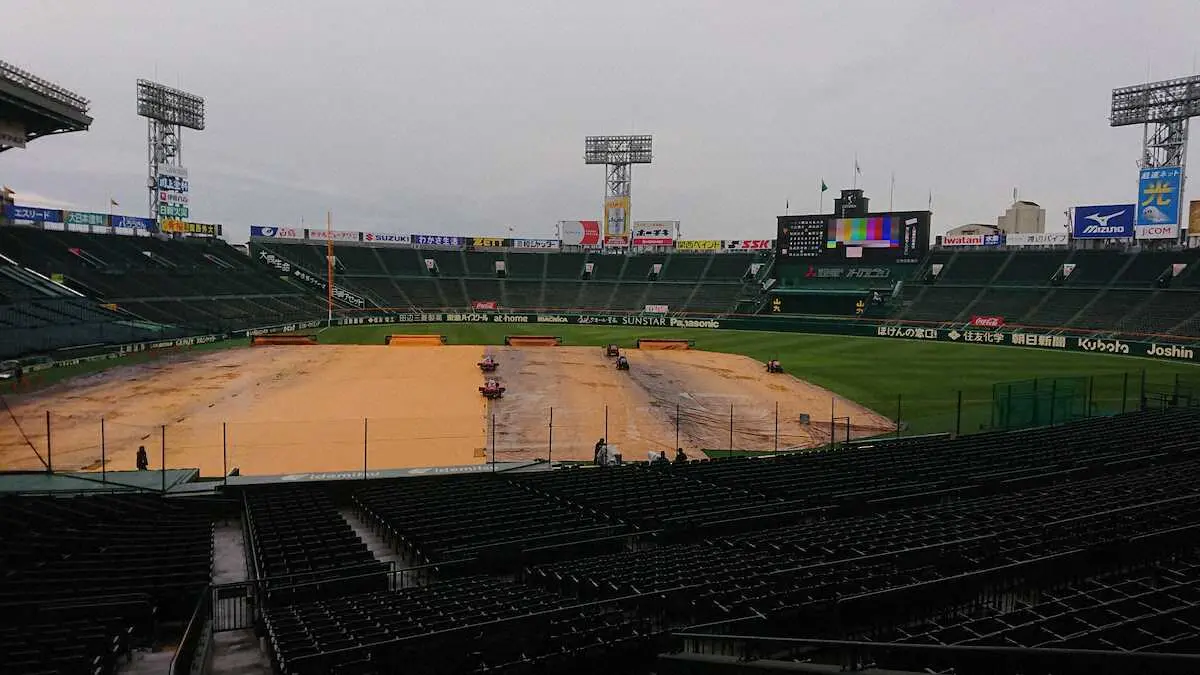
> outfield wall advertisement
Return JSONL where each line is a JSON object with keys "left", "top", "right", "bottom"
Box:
{"left": 23, "top": 312, "right": 1200, "bottom": 377}
{"left": 327, "top": 312, "right": 1200, "bottom": 363}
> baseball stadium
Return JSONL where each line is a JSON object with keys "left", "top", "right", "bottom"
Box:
{"left": 4, "top": 46, "right": 1200, "bottom": 675}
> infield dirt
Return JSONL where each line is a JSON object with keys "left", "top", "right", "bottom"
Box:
{"left": 0, "top": 345, "right": 891, "bottom": 476}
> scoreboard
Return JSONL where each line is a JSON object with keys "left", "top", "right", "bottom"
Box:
{"left": 777, "top": 211, "right": 930, "bottom": 264}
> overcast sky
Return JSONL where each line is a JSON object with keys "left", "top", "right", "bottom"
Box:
{"left": 2, "top": 0, "right": 1198, "bottom": 242}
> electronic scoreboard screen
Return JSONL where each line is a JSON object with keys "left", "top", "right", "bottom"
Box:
{"left": 777, "top": 211, "right": 929, "bottom": 263}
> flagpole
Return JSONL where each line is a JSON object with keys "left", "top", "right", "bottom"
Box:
{"left": 326, "top": 211, "right": 333, "bottom": 327}
{"left": 853, "top": 153, "right": 858, "bottom": 190}
{"left": 889, "top": 172, "right": 895, "bottom": 211}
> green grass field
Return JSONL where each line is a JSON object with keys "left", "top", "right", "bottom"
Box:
{"left": 319, "top": 323, "right": 1199, "bottom": 436}
{"left": 19, "top": 323, "right": 1198, "bottom": 441}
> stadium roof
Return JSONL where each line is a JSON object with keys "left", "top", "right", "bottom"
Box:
{"left": 0, "top": 59, "right": 92, "bottom": 151}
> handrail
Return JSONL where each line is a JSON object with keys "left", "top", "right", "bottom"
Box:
{"left": 168, "top": 585, "right": 211, "bottom": 675}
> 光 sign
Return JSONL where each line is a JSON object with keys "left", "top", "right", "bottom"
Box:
{"left": 1071, "top": 204, "right": 1134, "bottom": 238}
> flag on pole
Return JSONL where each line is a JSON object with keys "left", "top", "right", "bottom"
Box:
{"left": 854, "top": 161, "right": 862, "bottom": 176}
{"left": 820, "top": 180, "right": 828, "bottom": 192}
{"left": 1, "top": 185, "right": 13, "bottom": 196}
{"left": 928, "top": 191, "right": 933, "bottom": 210}
{"left": 110, "top": 198, "right": 119, "bottom": 207}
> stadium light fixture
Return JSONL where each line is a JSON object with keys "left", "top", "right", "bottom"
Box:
{"left": 137, "top": 79, "right": 205, "bottom": 130}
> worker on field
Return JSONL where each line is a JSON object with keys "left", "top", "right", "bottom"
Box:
{"left": 674, "top": 447, "right": 689, "bottom": 464}
{"left": 594, "top": 438, "right": 606, "bottom": 467}
{"left": 652, "top": 450, "right": 670, "bottom": 467}
{"left": 136, "top": 445, "right": 148, "bottom": 471}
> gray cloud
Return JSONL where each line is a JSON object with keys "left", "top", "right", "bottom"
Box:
{"left": 2, "top": 0, "right": 1198, "bottom": 242}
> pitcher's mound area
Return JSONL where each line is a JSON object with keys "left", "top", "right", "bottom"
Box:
{"left": 488, "top": 347, "right": 892, "bottom": 462}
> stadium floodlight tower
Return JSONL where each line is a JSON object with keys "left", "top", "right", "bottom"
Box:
{"left": 584, "top": 135, "right": 653, "bottom": 245}
{"left": 1110, "top": 74, "right": 1200, "bottom": 239}
{"left": 136, "top": 79, "right": 205, "bottom": 220}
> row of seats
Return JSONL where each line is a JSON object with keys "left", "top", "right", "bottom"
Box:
{"left": 244, "top": 488, "right": 384, "bottom": 596}
{"left": 0, "top": 493, "right": 218, "bottom": 675}
{"left": 262, "top": 242, "right": 759, "bottom": 282}
{"left": 354, "top": 475, "right": 622, "bottom": 564}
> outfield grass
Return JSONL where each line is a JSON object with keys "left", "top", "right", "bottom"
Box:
{"left": 320, "top": 323, "right": 1199, "bottom": 436}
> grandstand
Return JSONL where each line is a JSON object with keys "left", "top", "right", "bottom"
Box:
{"left": 4, "top": 407, "right": 1200, "bottom": 674}
{"left": 250, "top": 239, "right": 765, "bottom": 315}
{"left": 0, "top": 226, "right": 328, "bottom": 354}
{"left": 895, "top": 247, "right": 1200, "bottom": 337}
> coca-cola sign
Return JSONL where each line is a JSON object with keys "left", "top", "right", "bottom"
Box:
{"left": 969, "top": 315, "right": 1005, "bottom": 328}
{"left": 472, "top": 300, "right": 498, "bottom": 311}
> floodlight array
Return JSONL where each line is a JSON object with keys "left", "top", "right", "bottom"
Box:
{"left": 1110, "top": 75, "right": 1200, "bottom": 127}
{"left": 137, "top": 79, "right": 205, "bottom": 130}
{"left": 584, "top": 135, "right": 653, "bottom": 164}
{"left": 0, "top": 59, "right": 90, "bottom": 113}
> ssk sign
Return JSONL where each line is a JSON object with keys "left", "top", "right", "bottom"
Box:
{"left": 969, "top": 316, "right": 1005, "bottom": 328}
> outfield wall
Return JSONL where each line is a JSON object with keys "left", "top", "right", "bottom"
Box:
{"left": 336, "top": 312, "right": 1200, "bottom": 364}
{"left": 16, "top": 312, "right": 1200, "bottom": 376}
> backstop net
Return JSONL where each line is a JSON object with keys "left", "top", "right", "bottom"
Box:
{"left": 992, "top": 376, "right": 1089, "bottom": 431}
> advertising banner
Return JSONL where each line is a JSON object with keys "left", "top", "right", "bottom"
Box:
{"left": 412, "top": 234, "right": 464, "bottom": 247}
{"left": 1135, "top": 224, "right": 1180, "bottom": 240}
{"left": 4, "top": 204, "right": 63, "bottom": 222}
{"left": 676, "top": 239, "right": 722, "bottom": 251}
{"left": 63, "top": 211, "right": 108, "bottom": 227}
{"left": 158, "top": 204, "right": 189, "bottom": 219}
{"left": 1136, "top": 166, "right": 1183, "bottom": 227}
{"left": 631, "top": 221, "right": 677, "bottom": 246}
{"left": 161, "top": 220, "right": 220, "bottom": 236}
{"left": 111, "top": 215, "right": 157, "bottom": 232}
{"left": 155, "top": 167, "right": 189, "bottom": 192}
{"left": 471, "top": 236, "right": 506, "bottom": 248}
{"left": 305, "top": 229, "right": 360, "bottom": 242}
{"left": 472, "top": 300, "right": 498, "bottom": 310}
{"left": 250, "top": 225, "right": 303, "bottom": 239}
{"left": 724, "top": 239, "right": 772, "bottom": 250}
{"left": 603, "top": 195, "right": 631, "bottom": 246}
{"left": 158, "top": 190, "right": 189, "bottom": 206}
{"left": 1072, "top": 204, "right": 1135, "bottom": 238}
{"left": 363, "top": 231, "right": 412, "bottom": 244}
{"left": 559, "top": 220, "right": 601, "bottom": 247}
{"left": 1190, "top": 200, "right": 1200, "bottom": 233}
{"left": 969, "top": 316, "right": 1005, "bottom": 328}
{"left": 644, "top": 304, "right": 669, "bottom": 314}
{"left": 942, "top": 234, "right": 984, "bottom": 246}
{"left": 510, "top": 238, "right": 560, "bottom": 249}
{"left": 1005, "top": 232, "right": 1069, "bottom": 247}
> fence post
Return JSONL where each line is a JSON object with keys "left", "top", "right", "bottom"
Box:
{"left": 548, "top": 407, "right": 554, "bottom": 464}
{"left": 363, "top": 418, "right": 368, "bottom": 481}
{"left": 1140, "top": 368, "right": 1147, "bottom": 410}
{"left": 222, "top": 422, "right": 228, "bottom": 486}
{"left": 100, "top": 417, "right": 106, "bottom": 483}
{"left": 830, "top": 397, "right": 836, "bottom": 451}
{"left": 675, "top": 402, "right": 680, "bottom": 452}
{"left": 896, "top": 394, "right": 902, "bottom": 439}
{"left": 774, "top": 402, "right": 779, "bottom": 456}
{"left": 1049, "top": 379, "right": 1058, "bottom": 425}
{"left": 728, "top": 403, "right": 734, "bottom": 458}
{"left": 45, "top": 411, "right": 52, "bottom": 474}
{"left": 1087, "top": 376, "right": 1095, "bottom": 418}
{"left": 491, "top": 413, "right": 496, "bottom": 472}
{"left": 956, "top": 390, "right": 963, "bottom": 436}
{"left": 1121, "top": 372, "right": 1129, "bottom": 414}
{"left": 604, "top": 405, "right": 608, "bottom": 443}
{"left": 1175, "top": 373, "right": 1181, "bottom": 406}
{"left": 161, "top": 424, "right": 166, "bottom": 492}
